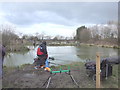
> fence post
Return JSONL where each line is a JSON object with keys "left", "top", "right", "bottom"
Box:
{"left": 96, "top": 52, "right": 100, "bottom": 88}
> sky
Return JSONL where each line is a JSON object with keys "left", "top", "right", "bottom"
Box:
{"left": 0, "top": 2, "right": 118, "bottom": 37}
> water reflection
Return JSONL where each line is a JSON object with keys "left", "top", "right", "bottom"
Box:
{"left": 76, "top": 46, "right": 118, "bottom": 60}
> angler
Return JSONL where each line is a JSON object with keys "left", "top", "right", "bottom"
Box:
{"left": 34, "top": 41, "right": 51, "bottom": 71}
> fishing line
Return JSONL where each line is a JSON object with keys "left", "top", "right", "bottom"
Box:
{"left": 50, "top": 58, "right": 72, "bottom": 62}
{"left": 49, "top": 62, "right": 63, "bottom": 66}
{"left": 50, "top": 57, "right": 87, "bottom": 63}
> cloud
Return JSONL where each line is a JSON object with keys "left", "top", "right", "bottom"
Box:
{"left": 0, "top": 2, "right": 118, "bottom": 37}
{"left": 0, "top": 2, "right": 118, "bottom": 26}
{"left": 16, "top": 23, "right": 76, "bottom": 37}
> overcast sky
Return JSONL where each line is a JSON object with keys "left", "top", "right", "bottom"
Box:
{"left": 0, "top": 2, "right": 118, "bottom": 37}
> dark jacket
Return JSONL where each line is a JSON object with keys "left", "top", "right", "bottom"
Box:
{"left": 37, "top": 43, "right": 47, "bottom": 56}
{"left": 39, "top": 43, "right": 47, "bottom": 54}
{"left": 0, "top": 45, "right": 6, "bottom": 61}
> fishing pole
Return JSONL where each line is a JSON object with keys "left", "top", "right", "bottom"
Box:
{"left": 41, "top": 57, "right": 80, "bottom": 88}
{"left": 49, "top": 62, "right": 63, "bottom": 66}
{"left": 49, "top": 57, "right": 72, "bottom": 62}
{"left": 49, "top": 57, "right": 87, "bottom": 63}
{"left": 49, "top": 62, "right": 80, "bottom": 72}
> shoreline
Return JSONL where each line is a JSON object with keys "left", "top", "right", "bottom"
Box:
{"left": 78, "top": 43, "right": 120, "bottom": 49}
{"left": 6, "top": 41, "right": 119, "bottom": 54}
{"left": 3, "top": 61, "right": 118, "bottom": 88}
{"left": 48, "top": 41, "right": 119, "bottom": 49}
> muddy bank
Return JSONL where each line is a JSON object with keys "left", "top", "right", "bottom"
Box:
{"left": 2, "top": 62, "right": 118, "bottom": 88}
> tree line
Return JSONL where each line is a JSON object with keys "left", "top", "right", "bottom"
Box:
{"left": 76, "top": 21, "right": 118, "bottom": 45}
{"left": 0, "top": 24, "right": 74, "bottom": 52}
{"left": 0, "top": 21, "right": 119, "bottom": 51}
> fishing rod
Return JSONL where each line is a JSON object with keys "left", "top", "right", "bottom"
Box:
{"left": 49, "top": 61, "right": 81, "bottom": 72}
{"left": 39, "top": 57, "right": 80, "bottom": 88}
{"left": 49, "top": 62, "right": 63, "bottom": 66}
{"left": 42, "top": 62, "right": 80, "bottom": 88}
{"left": 49, "top": 57, "right": 87, "bottom": 63}
{"left": 49, "top": 57, "right": 73, "bottom": 62}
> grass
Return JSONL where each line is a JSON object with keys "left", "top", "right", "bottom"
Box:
{"left": 101, "top": 65, "right": 118, "bottom": 88}
{"left": 48, "top": 43, "right": 75, "bottom": 46}
{"left": 80, "top": 43, "right": 120, "bottom": 49}
{"left": 3, "top": 63, "right": 31, "bottom": 74}
{"left": 50, "top": 62, "right": 84, "bottom": 70}
{"left": 58, "top": 62, "right": 119, "bottom": 88}
{"left": 3, "top": 61, "right": 119, "bottom": 88}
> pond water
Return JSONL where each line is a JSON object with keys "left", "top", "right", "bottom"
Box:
{"left": 4, "top": 45, "right": 118, "bottom": 67}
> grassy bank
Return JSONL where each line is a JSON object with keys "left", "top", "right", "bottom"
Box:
{"left": 101, "top": 65, "right": 118, "bottom": 88}
{"left": 3, "top": 62, "right": 119, "bottom": 88}
{"left": 3, "top": 64, "right": 31, "bottom": 75}
{"left": 48, "top": 43, "right": 76, "bottom": 46}
{"left": 52, "top": 62, "right": 119, "bottom": 88}
{"left": 5, "top": 41, "right": 33, "bottom": 53}
{"left": 79, "top": 43, "right": 120, "bottom": 49}
{"left": 48, "top": 41, "right": 120, "bottom": 49}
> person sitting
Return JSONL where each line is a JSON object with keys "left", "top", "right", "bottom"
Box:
{"left": 34, "top": 41, "right": 51, "bottom": 71}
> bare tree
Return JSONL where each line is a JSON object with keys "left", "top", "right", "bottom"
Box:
{"left": 0, "top": 24, "right": 19, "bottom": 51}
{"left": 1, "top": 24, "right": 18, "bottom": 45}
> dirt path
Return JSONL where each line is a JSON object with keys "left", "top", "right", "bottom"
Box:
{"left": 3, "top": 63, "right": 96, "bottom": 88}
